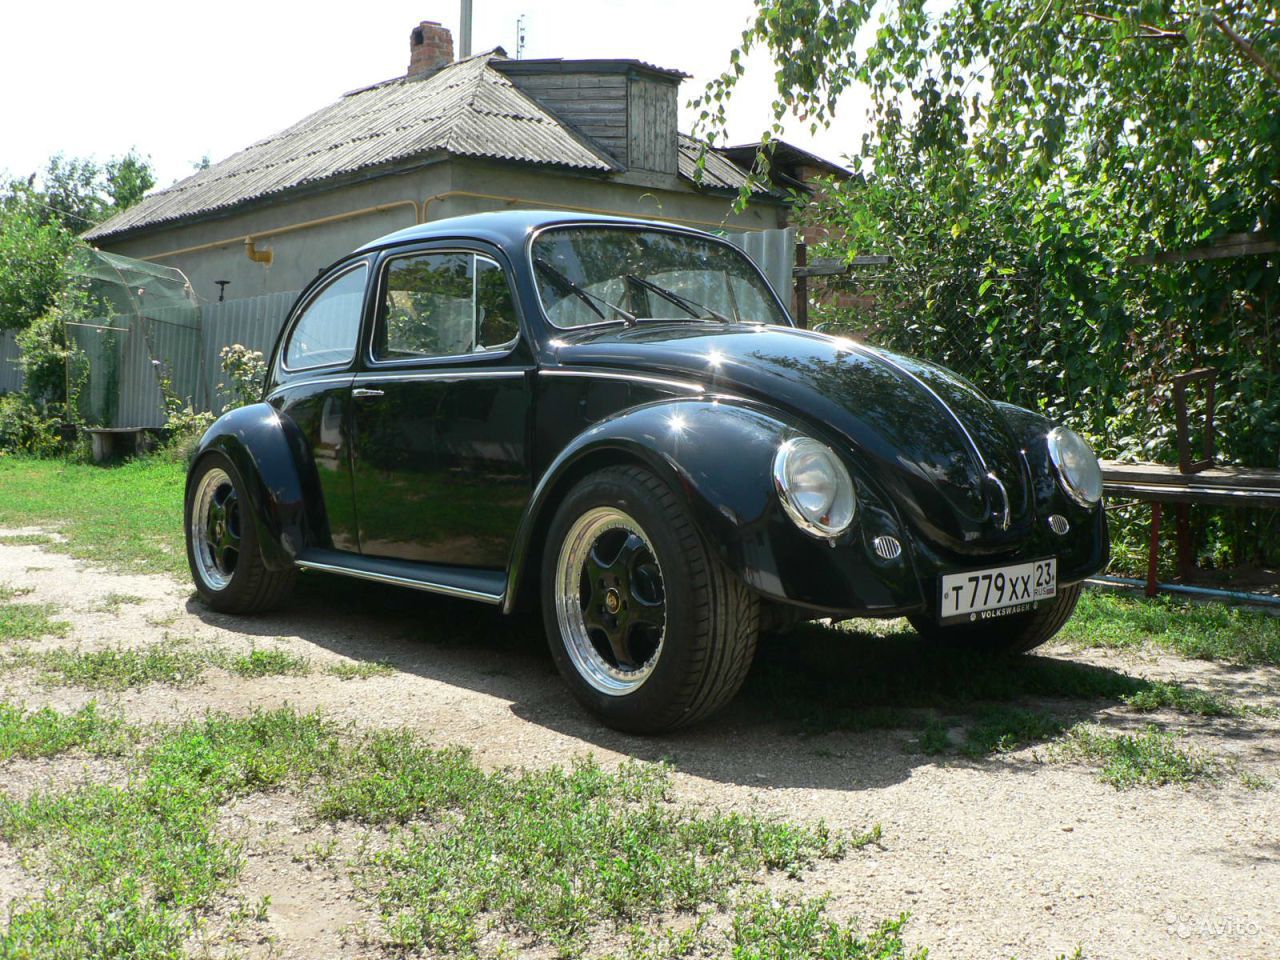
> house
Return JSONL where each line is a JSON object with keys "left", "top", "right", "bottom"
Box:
{"left": 85, "top": 21, "right": 795, "bottom": 304}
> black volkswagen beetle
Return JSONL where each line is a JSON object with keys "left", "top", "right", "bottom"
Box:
{"left": 185, "top": 211, "right": 1108, "bottom": 732}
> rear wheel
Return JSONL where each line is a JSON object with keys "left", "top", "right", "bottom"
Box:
{"left": 908, "top": 582, "right": 1083, "bottom": 655}
{"left": 541, "top": 465, "right": 759, "bottom": 733}
{"left": 185, "top": 453, "right": 295, "bottom": 613}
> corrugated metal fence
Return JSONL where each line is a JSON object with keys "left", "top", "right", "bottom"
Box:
{"left": 728, "top": 227, "right": 796, "bottom": 304}
{"left": 0, "top": 330, "right": 22, "bottom": 394}
{"left": 199, "top": 292, "right": 297, "bottom": 414}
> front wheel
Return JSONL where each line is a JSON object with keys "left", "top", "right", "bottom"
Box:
{"left": 908, "top": 582, "right": 1083, "bottom": 655}
{"left": 541, "top": 465, "right": 759, "bottom": 734}
{"left": 185, "top": 453, "right": 295, "bottom": 614}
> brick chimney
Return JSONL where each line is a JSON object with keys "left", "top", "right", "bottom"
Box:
{"left": 407, "top": 21, "right": 454, "bottom": 77}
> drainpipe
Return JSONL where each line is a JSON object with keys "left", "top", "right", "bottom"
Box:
{"left": 244, "top": 238, "right": 273, "bottom": 266}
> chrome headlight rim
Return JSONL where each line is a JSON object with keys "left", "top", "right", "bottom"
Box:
{"left": 772, "top": 436, "right": 858, "bottom": 539}
{"left": 1046, "top": 426, "right": 1103, "bottom": 508}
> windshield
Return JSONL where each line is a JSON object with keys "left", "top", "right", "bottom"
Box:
{"left": 531, "top": 226, "right": 788, "bottom": 329}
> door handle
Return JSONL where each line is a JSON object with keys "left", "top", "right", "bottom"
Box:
{"left": 352, "top": 387, "right": 385, "bottom": 398}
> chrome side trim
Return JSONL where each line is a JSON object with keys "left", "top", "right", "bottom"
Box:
{"left": 354, "top": 369, "right": 530, "bottom": 384}
{"left": 294, "top": 558, "right": 504, "bottom": 604}
{"left": 265, "top": 374, "right": 354, "bottom": 400}
{"left": 538, "top": 368, "right": 705, "bottom": 394}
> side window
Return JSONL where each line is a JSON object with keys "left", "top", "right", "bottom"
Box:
{"left": 375, "top": 252, "right": 518, "bottom": 361}
{"left": 284, "top": 264, "right": 368, "bottom": 370}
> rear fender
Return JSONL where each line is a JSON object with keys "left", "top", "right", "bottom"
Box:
{"left": 187, "top": 404, "right": 323, "bottom": 570}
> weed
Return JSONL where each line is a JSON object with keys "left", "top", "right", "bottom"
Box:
{"left": 0, "top": 702, "right": 129, "bottom": 761}
{"left": 337, "top": 747, "right": 842, "bottom": 956}
{"left": 327, "top": 660, "right": 395, "bottom": 680}
{"left": 960, "top": 707, "right": 1066, "bottom": 758}
{"left": 228, "top": 647, "right": 310, "bottom": 678}
{"left": 1122, "top": 681, "right": 1238, "bottom": 718}
{"left": 1063, "top": 590, "right": 1280, "bottom": 666}
{"left": 1239, "top": 771, "right": 1274, "bottom": 791}
{"left": 96, "top": 593, "right": 145, "bottom": 613}
{"left": 34, "top": 643, "right": 209, "bottom": 690}
{"left": 1059, "top": 724, "right": 1218, "bottom": 788}
{"left": 0, "top": 600, "right": 70, "bottom": 643}
{"left": 0, "top": 533, "right": 54, "bottom": 546}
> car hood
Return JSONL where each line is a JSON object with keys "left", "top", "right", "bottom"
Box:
{"left": 552, "top": 323, "right": 1035, "bottom": 555}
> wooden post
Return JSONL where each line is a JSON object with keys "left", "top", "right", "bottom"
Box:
{"left": 1146, "top": 503, "right": 1163, "bottom": 597}
{"left": 794, "top": 241, "right": 808, "bottom": 329}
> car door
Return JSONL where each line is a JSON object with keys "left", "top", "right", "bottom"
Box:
{"left": 349, "top": 245, "right": 533, "bottom": 568}
{"left": 266, "top": 260, "right": 370, "bottom": 552}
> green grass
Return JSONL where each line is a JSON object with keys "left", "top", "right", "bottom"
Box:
{"left": 227, "top": 647, "right": 311, "bottom": 678}
{"left": 0, "top": 708, "right": 340, "bottom": 959}
{"left": 1062, "top": 589, "right": 1280, "bottom": 666}
{"left": 0, "top": 458, "right": 186, "bottom": 577}
{"left": 1059, "top": 724, "right": 1218, "bottom": 788}
{"left": 0, "top": 702, "right": 129, "bottom": 761}
{"left": 349, "top": 747, "right": 846, "bottom": 957}
{"left": 0, "top": 533, "right": 55, "bottom": 546}
{"left": 0, "top": 706, "right": 902, "bottom": 959}
{"left": 30, "top": 643, "right": 210, "bottom": 690}
{"left": 326, "top": 659, "right": 396, "bottom": 680}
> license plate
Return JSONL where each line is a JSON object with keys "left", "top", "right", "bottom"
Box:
{"left": 938, "top": 558, "right": 1056, "bottom": 625}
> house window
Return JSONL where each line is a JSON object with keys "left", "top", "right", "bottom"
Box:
{"left": 283, "top": 264, "right": 368, "bottom": 370}
{"left": 374, "top": 252, "right": 518, "bottom": 361}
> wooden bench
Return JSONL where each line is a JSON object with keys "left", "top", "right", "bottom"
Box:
{"left": 1099, "top": 369, "right": 1280, "bottom": 597}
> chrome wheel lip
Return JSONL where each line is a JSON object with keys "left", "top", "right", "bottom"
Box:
{"left": 554, "top": 506, "right": 665, "bottom": 697}
{"left": 190, "top": 467, "right": 237, "bottom": 592}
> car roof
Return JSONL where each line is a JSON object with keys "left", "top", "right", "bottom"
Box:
{"left": 354, "top": 209, "right": 712, "bottom": 255}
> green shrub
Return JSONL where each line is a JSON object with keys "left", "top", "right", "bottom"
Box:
{"left": 0, "top": 394, "right": 61, "bottom": 457}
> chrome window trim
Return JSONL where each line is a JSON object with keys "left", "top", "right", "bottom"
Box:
{"left": 526, "top": 221, "right": 793, "bottom": 333}
{"left": 279, "top": 261, "right": 370, "bottom": 374}
{"left": 294, "top": 558, "right": 503, "bottom": 604}
{"left": 366, "top": 248, "right": 521, "bottom": 368}
{"left": 538, "top": 368, "right": 705, "bottom": 394}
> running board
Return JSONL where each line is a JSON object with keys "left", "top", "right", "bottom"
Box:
{"left": 294, "top": 550, "right": 505, "bottom": 605}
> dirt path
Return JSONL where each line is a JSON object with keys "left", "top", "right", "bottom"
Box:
{"left": 1, "top": 531, "right": 1277, "bottom": 960}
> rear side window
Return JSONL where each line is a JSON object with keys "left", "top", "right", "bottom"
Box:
{"left": 374, "top": 252, "right": 519, "bottom": 361}
{"left": 283, "top": 264, "right": 368, "bottom": 370}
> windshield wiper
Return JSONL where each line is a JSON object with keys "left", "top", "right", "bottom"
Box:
{"left": 535, "top": 257, "right": 636, "bottom": 326}
{"left": 624, "top": 274, "right": 733, "bottom": 323}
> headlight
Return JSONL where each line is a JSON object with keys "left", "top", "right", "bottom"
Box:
{"left": 1047, "top": 426, "right": 1103, "bottom": 507}
{"left": 772, "top": 437, "right": 857, "bottom": 538}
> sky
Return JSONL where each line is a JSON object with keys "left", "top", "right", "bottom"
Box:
{"left": 0, "top": 0, "right": 871, "bottom": 192}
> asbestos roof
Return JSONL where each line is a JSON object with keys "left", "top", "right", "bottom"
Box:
{"left": 86, "top": 52, "right": 617, "bottom": 242}
{"left": 677, "top": 136, "right": 769, "bottom": 195}
{"left": 87, "top": 51, "right": 765, "bottom": 243}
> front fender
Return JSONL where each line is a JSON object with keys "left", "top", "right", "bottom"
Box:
{"left": 187, "top": 404, "right": 322, "bottom": 571}
{"left": 505, "top": 398, "right": 925, "bottom": 616}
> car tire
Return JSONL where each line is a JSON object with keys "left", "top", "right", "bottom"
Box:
{"left": 541, "top": 464, "right": 759, "bottom": 734}
{"left": 185, "top": 452, "right": 295, "bottom": 614}
{"left": 908, "top": 582, "right": 1083, "bottom": 655}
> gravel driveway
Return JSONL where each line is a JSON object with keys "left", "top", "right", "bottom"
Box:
{"left": 1, "top": 532, "right": 1277, "bottom": 959}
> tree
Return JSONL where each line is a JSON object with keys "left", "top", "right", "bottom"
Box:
{"left": 105, "top": 150, "right": 156, "bottom": 212}
{"left": 0, "top": 193, "right": 79, "bottom": 332}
